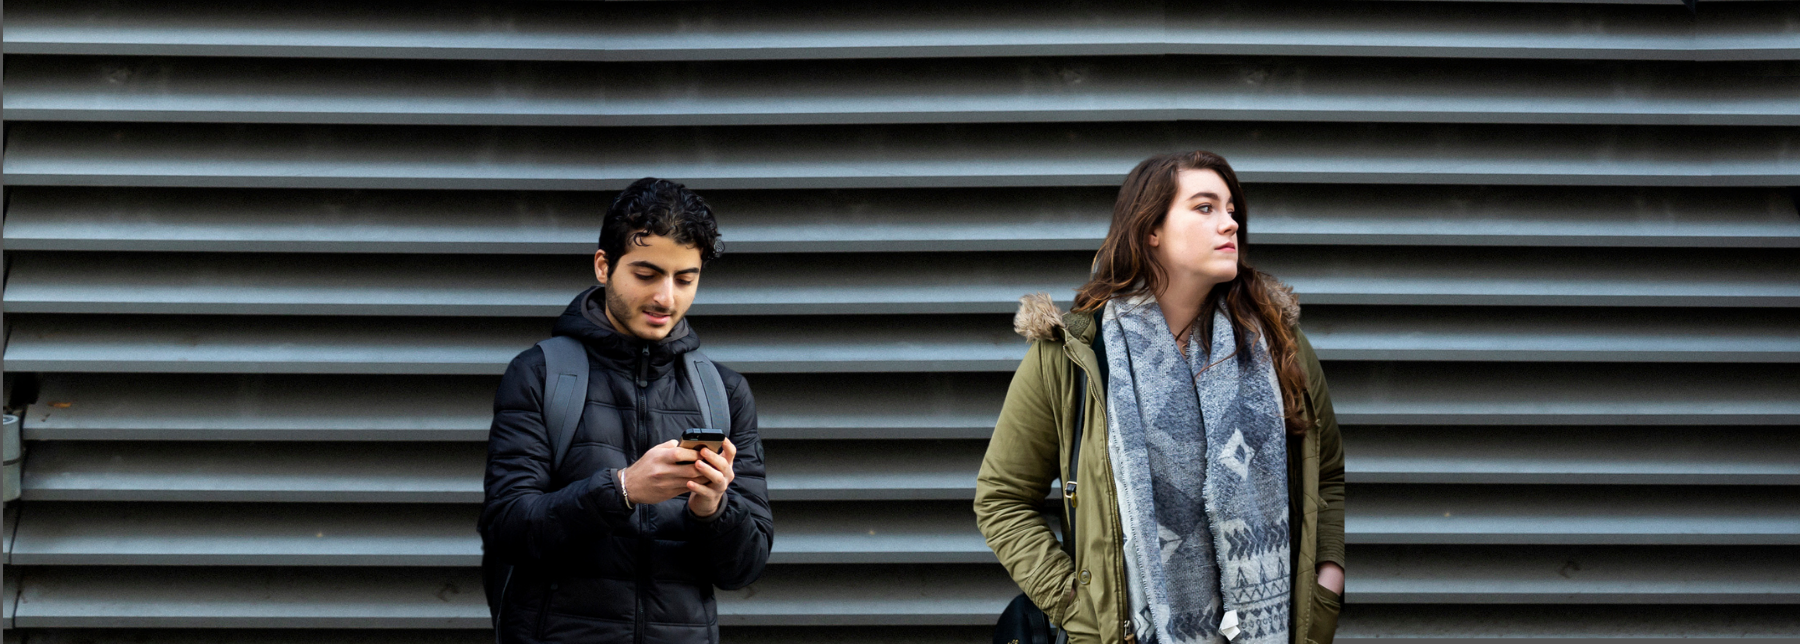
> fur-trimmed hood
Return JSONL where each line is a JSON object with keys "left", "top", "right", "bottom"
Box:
{"left": 1013, "top": 277, "right": 1301, "bottom": 341}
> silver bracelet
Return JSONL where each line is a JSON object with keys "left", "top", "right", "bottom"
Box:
{"left": 618, "top": 470, "right": 634, "bottom": 509}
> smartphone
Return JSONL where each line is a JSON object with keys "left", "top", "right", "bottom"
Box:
{"left": 679, "top": 428, "right": 727, "bottom": 457}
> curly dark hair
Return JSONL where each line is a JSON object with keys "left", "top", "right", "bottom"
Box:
{"left": 599, "top": 177, "right": 723, "bottom": 270}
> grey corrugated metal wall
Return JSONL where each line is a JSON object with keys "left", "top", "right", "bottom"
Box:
{"left": 3, "top": 0, "right": 1798, "bottom": 641}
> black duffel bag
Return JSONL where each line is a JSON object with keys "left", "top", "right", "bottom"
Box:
{"left": 994, "top": 592, "right": 1059, "bottom": 644}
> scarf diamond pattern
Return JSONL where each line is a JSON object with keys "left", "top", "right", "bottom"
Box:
{"left": 1102, "top": 296, "right": 1291, "bottom": 644}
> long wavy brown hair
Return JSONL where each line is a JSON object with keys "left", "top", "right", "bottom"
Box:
{"left": 1073, "top": 151, "right": 1312, "bottom": 435}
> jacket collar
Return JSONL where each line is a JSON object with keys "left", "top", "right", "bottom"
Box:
{"left": 552, "top": 286, "right": 701, "bottom": 378}
{"left": 1062, "top": 310, "right": 1098, "bottom": 346}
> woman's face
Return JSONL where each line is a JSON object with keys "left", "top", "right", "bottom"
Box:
{"left": 1149, "top": 168, "right": 1240, "bottom": 287}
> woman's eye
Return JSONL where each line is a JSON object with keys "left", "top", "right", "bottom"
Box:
{"left": 1198, "top": 204, "right": 1212, "bottom": 213}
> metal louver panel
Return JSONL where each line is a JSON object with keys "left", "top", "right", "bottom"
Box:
{"left": 8, "top": 56, "right": 1799, "bottom": 127}
{"left": 4, "top": 0, "right": 1797, "bottom": 641}
{"left": 11, "top": 487, "right": 1800, "bottom": 571}
{"left": 8, "top": 247, "right": 1799, "bottom": 314}
{"left": 7, "top": 0, "right": 1798, "bottom": 61}
{"left": 8, "top": 121, "right": 1799, "bottom": 189}
{"left": 7, "top": 186, "right": 1797, "bottom": 253}
{"left": 7, "top": 309, "right": 1797, "bottom": 375}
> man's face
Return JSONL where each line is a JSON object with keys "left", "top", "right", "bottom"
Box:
{"left": 594, "top": 233, "right": 703, "bottom": 341}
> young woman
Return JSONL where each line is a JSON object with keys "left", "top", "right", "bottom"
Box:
{"left": 976, "top": 151, "right": 1345, "bottom": 644}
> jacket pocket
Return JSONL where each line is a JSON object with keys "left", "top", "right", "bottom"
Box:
{"left": 1306, "top": 584, "right": 1341, "bottom": 644}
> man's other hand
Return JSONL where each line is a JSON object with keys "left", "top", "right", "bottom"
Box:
{"left": 686, "top": 439, "right": 737, "bottom": 518}
{"left": 620, "top": 440, "right": 702, "bottom": 506}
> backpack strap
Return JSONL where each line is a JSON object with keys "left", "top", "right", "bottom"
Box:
{"left": 537, "top": 336, "right": 590, "bottom": 473}
{"left": 1062, "top": 366, "right": 1087, "bottom": 559}
{"left": 1065, "top": 317, "right": 1101, "bottom": 559}
{"left": 683, "top": 350, "right": 731, "bottom": 433}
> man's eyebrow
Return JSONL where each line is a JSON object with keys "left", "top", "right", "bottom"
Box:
{"left": 626, "top": 260, "right": 668, "bottom": 276}
{"left": 627, "top": 260, "right": 700, "bottom": 276}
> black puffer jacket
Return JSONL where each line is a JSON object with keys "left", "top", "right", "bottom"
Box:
{"left": 480, "top": 287, "right": 773, "bottom": 644}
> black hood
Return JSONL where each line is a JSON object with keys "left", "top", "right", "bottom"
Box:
{"left": 553, "top": 286, "right": 700, "bottom": 375}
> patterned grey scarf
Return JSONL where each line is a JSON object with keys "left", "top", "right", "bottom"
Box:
{"left": 1102, "top": 295, "right": 1291, "bottom": 644}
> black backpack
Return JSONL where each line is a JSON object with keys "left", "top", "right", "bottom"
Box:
{"left": 481, "top": 336, "right": 731, "bottom": 632}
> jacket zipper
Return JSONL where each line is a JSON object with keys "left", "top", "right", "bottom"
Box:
{"left": 494, "top": 567, "right": 513, "bottom": 644}
{"left": 1069, "top": 340, "right": 1134, "bottom": 644}
{"left": 635, "top": 345, "right": 652, "bottom": 453}
{"left": 634, "top": 344, "right": 651, "bottom": 644}
{"left": 635, "top": 506, "right": 652, "bottom": 644}
{"left": 535, "top": 580, "right": 557, "bottom": 639}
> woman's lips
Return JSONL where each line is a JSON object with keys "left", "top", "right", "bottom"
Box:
{"left": 1216, "top": 243, "right": 1237, "bottom": 251}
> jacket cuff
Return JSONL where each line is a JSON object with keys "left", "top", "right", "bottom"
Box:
{"left": 1317, "top": 549, "right": 1346, "bottom": 571}
{"left": 686, "top": 492, "right": 738, "bottom": 529}
{"left": 584, "top": 468, "right": 635, "bottom": 517}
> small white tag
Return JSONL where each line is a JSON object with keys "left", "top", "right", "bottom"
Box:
{"left": 1219, "top": 609, "right": 1241, "bottom": 640}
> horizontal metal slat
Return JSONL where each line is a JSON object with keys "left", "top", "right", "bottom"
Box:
{"left": 21, "top": 442, "right": 486, "bottom": 504}
{"left": 2, "top": 627, "right": 991, "bottom": 644}
{"left": 12, "top": 632, "right": 500, "bottom": 644}
{"left": 11, "top": 488, "right": 1794, "bottom": 568}
{"left": 7, "top": 121, "right": 1796, "bottom": 189}
{"left": 8, "top": 501, "right": 992, "bottom": 566}
{"left": 12, "top": 612, "right": 1800, "bottom": 641}
{"left": 1, "top": 252, "right": 1083, "bottom": 317}
{"left": 8, "top": 307, "right": 1795, "bottom": 374}
{"left": 5, "top": 0, "right": 1791, "bottom": 61}
{"left": 1350, "top": 545, "right": 1800, "bottom": 603}
{"left": 9, "top": 247, "right": 1797, "bottom": 316}
{"left": 0, "top": 314, "right": 1034, "bottom": 374}
{"left": 12, "top": 567, "right": 488, "bottom": 628}
{"left": 8, "top": 55, "right": 1797, "bottom": 127}
{"left": 1338, "top": 604, "right": 1800, "bottom": 639}
{"left": 20, "top": 372, "right": 1011, "bottom": 442}
{"left": 8, "top": 564, "right": 1027, "bottom": 627}
{"left": 9, "top": 610, "right": 1800, "bottom": 642}
{"left": 1349, "top": 425, "right": 1800, "bottom": 485}
{"left": 21, "top": 424, "right": 1800, "bottom": 504}
{"left": 1298, "top": 307, "right": 1800, "bottom": 362}
{"left": 18, "top": 440, "right": 987, "bottom": 503}
{"left": 1346, "top": 485, "right": 1800, "bottom": 545}
{"left": 1326, "top": 361, "right": 1800, "bottom": 427}
{"left": 23, "top": 362, "right": 1798, "bottom": 445}
{"left": 12, "top": 503, "right": 482, "bottom": 567}
{"left": 8, "top": 186, "right": 1794, "bottom": 254}
{"left": 11, "top": 548, "right": 1799, "bottom": 628}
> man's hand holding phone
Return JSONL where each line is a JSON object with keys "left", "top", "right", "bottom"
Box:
{"left": 618, "top": 435, "right": 736, "bottom": 518}
{"left": 619, "top": 440, "right": 703, "bottom": 506}
{"left": 685, "top": 437, "right": 736, "bottom": 519}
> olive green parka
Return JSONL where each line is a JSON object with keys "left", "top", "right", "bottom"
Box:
{"left": 975, "top": 286, "right": 1345, "bottom": 644}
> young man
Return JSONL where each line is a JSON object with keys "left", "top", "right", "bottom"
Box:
{"left": 480, "top": 178, "right": 772, "bottom": 644}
